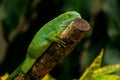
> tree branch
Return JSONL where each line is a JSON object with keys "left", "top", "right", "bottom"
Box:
{"left": 14, "top": 18, "right": 91, "bottom": 80}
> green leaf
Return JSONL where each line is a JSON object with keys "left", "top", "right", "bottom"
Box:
{"left": 80, "top": 49, "right": 120, "bottom": 80}
{"left": 79, "top": 49, "right": 104, "bottom": 80}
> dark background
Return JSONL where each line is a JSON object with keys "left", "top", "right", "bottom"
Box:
{"left": 0, "top": 0, "right": 120, "bottom": 80}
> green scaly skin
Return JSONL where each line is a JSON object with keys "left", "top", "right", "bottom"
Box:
{"left": 7, "top": 11, "right": 81, "bottom": 80}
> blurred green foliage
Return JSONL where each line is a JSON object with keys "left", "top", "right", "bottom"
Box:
{"left": 1, "top": 0, "right": 29, "bottom": 39}
{"left": 80, "top": 49, "right": 120, "bottom": 80}
{"left": 0, "top": 0, "right": 120, "bottom": 80}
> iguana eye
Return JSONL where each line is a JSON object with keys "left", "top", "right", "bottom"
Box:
{"left": 68, "top": 14, "right": 73, "bottom": 17}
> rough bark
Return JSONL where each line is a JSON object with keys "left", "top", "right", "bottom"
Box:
{"left": 14, "top": 18, "right": 91, "bottom": 80}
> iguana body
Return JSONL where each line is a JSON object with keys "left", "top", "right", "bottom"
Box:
{"left": 7, "top": 11, "right": 81, "bottom": 80}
